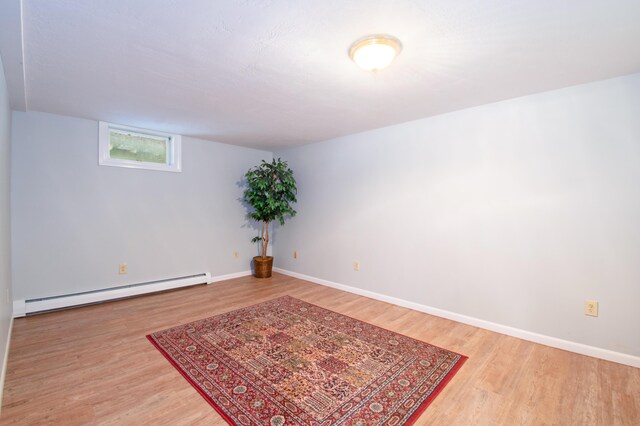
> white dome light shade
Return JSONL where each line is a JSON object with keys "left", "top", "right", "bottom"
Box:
{"left": 349, "top": 35, "right": 402, "bottom": 71}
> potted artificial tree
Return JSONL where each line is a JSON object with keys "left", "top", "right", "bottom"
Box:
{"left": 243, "top": 158, "right": 297, "bottom": 278}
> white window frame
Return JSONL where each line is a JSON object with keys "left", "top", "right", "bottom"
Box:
{"left": 98, "top": 121, "right": 182, "bottom": 172}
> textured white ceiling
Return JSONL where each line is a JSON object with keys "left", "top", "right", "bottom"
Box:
{"left": 4, "top": 0, "right": 640, "bottom": 148}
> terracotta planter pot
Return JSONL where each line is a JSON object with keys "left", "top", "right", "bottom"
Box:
{"left": 253, "top": 256, "right": 273, "bottom": 278}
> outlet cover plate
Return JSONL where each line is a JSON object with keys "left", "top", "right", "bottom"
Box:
{"left": 584, "top": 300, "right": 598, "bottom": 317}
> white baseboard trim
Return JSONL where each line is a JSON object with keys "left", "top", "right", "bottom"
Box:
{"left": 14, "top": 272, "right": 211, "bottom": 317}
{"left": 273, "top": 267, "right": 640, "bottom": 369}
{"left": 12, "top": 301, "right": 25, "bottom": 318}
{"left": 208, "top": 270, "right": 252, "bottom": 283}
{"left": 0, "top": 316, "right": 14, "bottom": 412}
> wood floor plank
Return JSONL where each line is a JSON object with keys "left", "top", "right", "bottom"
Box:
{"left": 1, "top": 273, "right": 638, "bottom": 425}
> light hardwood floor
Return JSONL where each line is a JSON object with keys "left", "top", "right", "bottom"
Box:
{"left": 1, "top": 273, "right": 638, "bottom": 425}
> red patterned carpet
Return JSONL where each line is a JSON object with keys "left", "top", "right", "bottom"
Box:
{"left": 147, "top": 296, "right": 466, "bottom": 425}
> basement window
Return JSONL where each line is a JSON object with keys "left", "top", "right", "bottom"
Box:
{"left": 98, "top": 122, "right": 182, "bottom": 172}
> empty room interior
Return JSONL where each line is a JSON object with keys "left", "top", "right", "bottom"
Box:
{"left": 0, "top": 1, "right": 639, "bottom": 425}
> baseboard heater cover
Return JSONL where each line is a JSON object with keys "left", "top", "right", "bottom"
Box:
{"left": 14, "top": 272, "right": 211, "bottom": 317}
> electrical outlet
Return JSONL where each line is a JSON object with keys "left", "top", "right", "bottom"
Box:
{"left": 233, "top": 251, "right": 240, "bottom": 259}
{"left": 119, "top": 263, "right": 128, "bottom": 274}
{"left": 353, "top": 261, "right": 360, "bottom": 271}
{"left": 293, "top": 251, "right": 298, "bottom": 259}
{"left": 584, "top": 300, "right": 598, "bottom": 317}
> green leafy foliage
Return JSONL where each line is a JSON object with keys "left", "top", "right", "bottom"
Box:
{"left": 243, "top": 158, "right": 297, "bottom": 258}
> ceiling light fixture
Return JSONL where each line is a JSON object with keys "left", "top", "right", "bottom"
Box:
{"left": 349, "top": 34, "right": 402, "bottom": 71}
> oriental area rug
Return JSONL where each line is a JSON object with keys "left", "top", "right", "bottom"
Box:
{"left": 147, "top": 296, "right": 467, "bottom": 425}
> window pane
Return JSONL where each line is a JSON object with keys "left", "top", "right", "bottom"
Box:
{"left": 109, "top": 129, "right": 168, "bottom": 164}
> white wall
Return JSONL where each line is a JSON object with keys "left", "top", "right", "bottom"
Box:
{"left": 274, "top": 73, "right": 640, "bottom": 358}
{"left": 0, "top": 55, "right": 14, "bottom": 396}
{"left": 11, "top": 112, "right": 271, "bottom": 301}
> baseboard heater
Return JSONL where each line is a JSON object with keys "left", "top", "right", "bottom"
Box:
{"left": 13, "top": 272, "right": 211, "bottom": 317}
